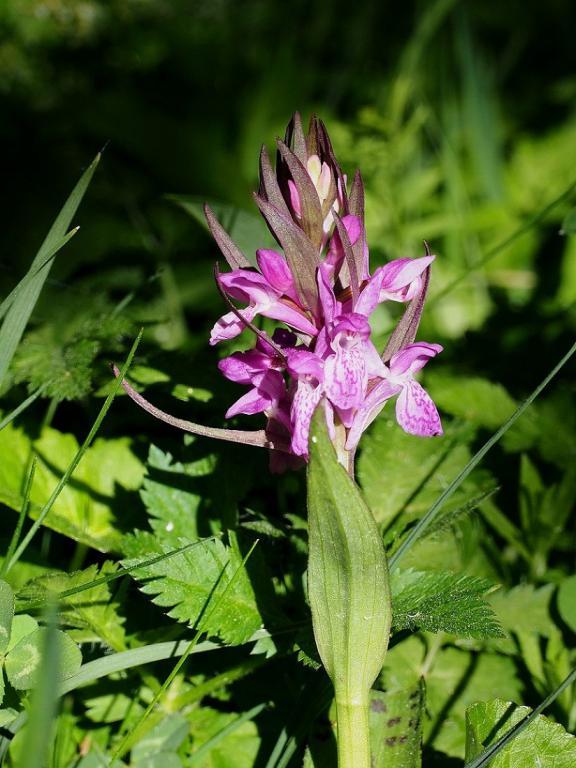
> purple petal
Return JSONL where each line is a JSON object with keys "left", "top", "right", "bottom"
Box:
{"left": 286, "top": 349, "right": 324, "bottom": 380}
{"left": 317, "top": 262, "right": 338, "bottom": 325}
{"left": 261, "top": 301, "right": 319, "bottom": 337}
{"left": 345, "top": 378, "right": 400, "bottom": 451}
{"left": 324, "top": 344, "right": 367, "bottom": 410}
{"left": 378, "top": 255, "right": 435, "bottom": 302}
{"left": 256, "top": 249, "right": 298, "bottom": 300}
{"left": 290, "top": 378, "right": 323, "bottom": 457}
{"left": 226, "top": 387, "right": 271, "bottom": 418}
{"left": 219, "top": 269, "right": 279, "bottom": 306}
{"left": 218, "top": 349, "right": 276, "bottom": 384}
{"left": 354, "top": 269, "right": 386, "bottom": 317}
{"left": 210, "top": 306, "right": 258, "bottom": 345}
{"left": 396, "top": 380, "right": 443, "bottom": 437}
{"left": 389, "top": 342, "right": 443, "bottom": 377}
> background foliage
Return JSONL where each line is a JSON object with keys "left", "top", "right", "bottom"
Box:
{"left": 0, "top": 0, "right": 575, "bottom": 765}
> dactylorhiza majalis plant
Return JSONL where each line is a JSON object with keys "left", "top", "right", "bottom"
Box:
{"left": 117, "top": 114, "right": 444, "bottom": 768}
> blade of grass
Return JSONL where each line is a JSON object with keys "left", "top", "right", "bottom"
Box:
{"left": 0, "top": 154, "right": 99, "bottom": 388}
{"left": 463, "top": 667, "right": 576, "bottom": 768}
{"left": 19, "top": 606, "right": 61, "bottom": 768}
{"left": 188, "top": 703, "right": 267, "bottom": 764}
{"left": 0, "top": 386, "right": 46, "bottom": 433}
{"left": 1, "top": 456, "right": 37, "bottom": 579}
{"left": 390, "top": 339, "right": 576, "bottom": 569}
{"left": 110, "top": 539, "right": 261, "bottom": 761}
{"left": 0, "top": 229, "right": 78, "bottom": 323}
{"left": 4, "top": 329, "right": 142, "bottom": 574}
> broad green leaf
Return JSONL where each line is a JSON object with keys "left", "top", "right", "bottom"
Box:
{"left": 7, "top": 615, "right": 38, "bottom": 653}
{"left": 188, "top": 706, "right": 261, "bottom": 768}
{"left": 391, "top": 570, "right": 503, "bottom": 638}
{"left": 358, "top": 416, "right": 483, "bottom": 529}
{"left": 0, "top": 423, "right": 144, "bottom": 551}
{"left": 132, "top": 714, "right": 188, "bottom": 762}
{"left": 370, "top": 685, "right": 423, "bottom": 768}
{"left": 382, "top": 638, "right": 522, "bottom": 759}
{"left": 18, "top": 563, "right": 127, "bottom": 651}
{"left": 557, "top": 575, "right": 576, "bottom": 633}
{"left": 561, "top": 207, "right": 576, "bottom": 235}
{"left": 0, "top": 581, "right": 14, "bottom": 655}
{"left": 465, "top": 699, "right": 576, "bottom": 767}
{"left": 426, "top": 374, "right": 517, "bottom": 430}
{"left": 307, "top": 409, "right": 391, "bottom": 702}
{"left": 489, "top": 584, "right": 556, "bottom": 638}
{"left": 133, "top": 755, "right": 182, "bottom": 768}
{"left": 140, "top": 445, "right": 213, "bottom": 541}
{"left": 0, "top": 155, "right": 99, "bottom": 389}
{"left": 122, "top": 532, "right": 263, "bottom": 645}
{"left": 5, "top": 628, "right": 81, "bottom": 690}
{"left": 85, "top": 691, "right": 143, "bottom": 724}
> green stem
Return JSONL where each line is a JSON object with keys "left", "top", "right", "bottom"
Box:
{"left": 336, "top": 694, "right": 371, "bottom": 768}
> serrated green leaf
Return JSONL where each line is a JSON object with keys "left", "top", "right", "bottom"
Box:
{"left": 5, "top": 628, "right": 81, "bottom": 690}
{"left": 18, "top": 563, "right": 126, "bottom": 651}
{"left": 0, "top": 422, "right": 144, "bottom": 551}
{"left": 0, "top": 581, "right": 14, "bottom": 655}
{"left": 122, "top": 532, "right": 263, "bottom": 645}
{"left": 391, "top": 570, "right": 503, "bottom": 638}
{"left": 465, "top": 698, "right": 576, "bottom": 767}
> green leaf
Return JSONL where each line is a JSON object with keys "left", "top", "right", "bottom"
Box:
{"left": 307, "top": 409, "right": 391, "bottom": 698}
{"left": 0, "top": 422, "right": 144, "bottom": 552}
{"left": 7, "top": 615, "right": 39, "bottom": 653}
{"left": 132, "top": 714, "right": 188, "bottom": 762}
{"left": 122, "top": 532, "right": 264, "bottom": 645}
{"left": 465, "top": 699, "right": 576, "bottom": 767}
{"left": 140, "top": 445, "right": 213, "bottom": 541}
{"left": 0, "top": 581, "right": 14, "bottom": 655}
{"left": 0, "top": 154, "right": 99, "bottom": 389}
{"left": 18, "top": 563, "right": 127, "bottom": 651}
{"left": 489, "top": 584, "right": 556, "bottom": 638}
{"left": 358, "top": 416, "right": 480, "bottom": 529}
{"left": 426, "top": 374, "right": 517, "bottom": 430}
{"left": 369, "top": 685, "right": 423, "bottom": 768}
{"left": 557, "top": 575, "right": 576, "bottom": 632}
{"left": 5, "top": 628, "right": 81, "bottom": 690}
{"left": 561, "top": 207, "right": 576, "bottom": 235}
{"left": 188, "top": 706, "right": 261, "bottom": 767}
{"left": 391, "top": 570, "right": 503, "bottom": 638}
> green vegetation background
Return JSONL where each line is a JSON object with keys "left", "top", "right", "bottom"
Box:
{"left": 0, "top": 1, "right": 576, "bottom": 766}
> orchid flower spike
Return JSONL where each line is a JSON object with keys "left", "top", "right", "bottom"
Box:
{"left": 117, "top": 113, "right": 443, "bottom": 474}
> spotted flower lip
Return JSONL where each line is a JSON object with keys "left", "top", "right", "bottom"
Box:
{"left": 116, "top": 113, "right": 443, "bottom": 472}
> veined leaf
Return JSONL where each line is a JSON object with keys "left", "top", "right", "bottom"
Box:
{"left": 0, "top": 423, "right": 144, "bottom": 552}
{"left": 369, "top": 684, "right": 424, "bottom": 768}
{"left": 18, "top": 563, "right": 127, "bottom": 651}
{"left": 122, "top": 532, "right": 264, "bottom": 645}
{"left": 465, "top": 699, "right": 576, "bottom": 767}
{"left": 391, "top": 569, "right": 503, "bottom": 638}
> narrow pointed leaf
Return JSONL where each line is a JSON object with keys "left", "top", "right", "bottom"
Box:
{"left": 286, "top": 112, "right": 308, "bottom": 165}
{"left": 259, "top": 145, "right": 292, "bottom": 218}
{"left": 334, "top": 214, "right": 360, "bottom": 305}
{"left": 254, "top": 194, "right": 320, "bottom": 311}
{"left": 0, "top": 156, "right": 99, "bottom": 387}
{"left": 203, "top": 204, "right": 251, "bottom": 268}
{"left": 276, "top": 139, "right": 323, "bottom": 249}
{"left": 382, "top": 266, "right": 431, "bottom": 363}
